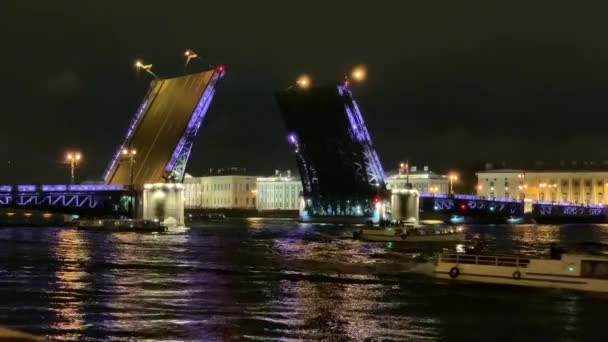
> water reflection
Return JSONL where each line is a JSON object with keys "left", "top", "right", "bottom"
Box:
{"left": 1, "top": 222, "right": 608, "bottom": 340}
{"left": 50, "top": 229, "right": 90, "bottom": 341}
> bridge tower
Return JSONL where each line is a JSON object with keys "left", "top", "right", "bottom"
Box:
{"left": 276, "top": 84, "right": 388, "bottom": 223}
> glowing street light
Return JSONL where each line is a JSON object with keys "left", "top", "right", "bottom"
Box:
{"left": 184, "top": 49, "right": 199, "bottom": 69}
{"left": 296, "top": 74, "right": 311, "bottom": 89}
{"left": 65, "top": 152, "right": 82, "bottom": 184}
{"left": 121, "top": 148, "right": 137, "bottom": 186}
{"left": 448, "top": 173, "right": 458, "bottom": 195}
{"left": 351, "top": 65, "right": 367, "bottom": 82}
{"left": 135, "top": 59, "right": 158, "bottom": 79}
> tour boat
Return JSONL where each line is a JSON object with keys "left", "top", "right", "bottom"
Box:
{"left": 353, "top": 226, "right": 465, "bottom": 242}
{"left": 434, "top": 243, "right": 608, "bottom": 292}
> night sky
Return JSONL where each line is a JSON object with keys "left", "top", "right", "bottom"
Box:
{"left": 2, "top": 1, "right": 608, "bottom": 184}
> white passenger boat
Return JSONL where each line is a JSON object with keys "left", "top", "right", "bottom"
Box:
{"left": 434, "top": 243, "right": 608, "bottom": 292}
{"left": 354, "top": 226, "right": 465, "bottom": 242}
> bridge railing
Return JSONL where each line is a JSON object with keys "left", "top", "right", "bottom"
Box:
{"left": 0, "top": 184, "right": 129, "bottom": 192}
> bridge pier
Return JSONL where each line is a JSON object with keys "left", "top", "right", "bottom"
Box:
{"left": 142, "top": 183, "right": 185, "bottom": 227}
{"left": 391, "top": 190, "right": 419, "bottom": 224}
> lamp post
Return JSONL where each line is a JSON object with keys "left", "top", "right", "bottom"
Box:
{"left": 448, "top": 174, "right": 458, "bottom": 195}
{"left": 122, "top": 148, "right": 137, "bottom": 186}
{"left": 296, "top": 74, "right": 311, "bottom": 89}
{"left": 135, "top": 60, "right": 158, "bottom": 79}
{"left": 65, "top": 152, "right": 82, "bottom": 184}
{"left": 184, "top": 49, "right": 198, "bottom": 67}
{"left": 538, "top": 182, "right": 547, "bottom": 201}
{"left": 517, "top": 173, "right": 526, "bottom": 199}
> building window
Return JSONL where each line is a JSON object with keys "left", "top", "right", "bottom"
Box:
{"left": 246, "top": 198, "right": 249, "bottom": 205}
{"left": 246, "top": 184, "right": 250, "bottom": 191}
{"left": 235, "top": 197, "right": 238, "bottom": 204}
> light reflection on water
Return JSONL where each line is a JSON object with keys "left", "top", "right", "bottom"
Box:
{"left": 0, "top": 222, "right": 608, "bottom": 340}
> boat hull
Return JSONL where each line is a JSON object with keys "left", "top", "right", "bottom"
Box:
{"left": 355, "top": 228, "right": 465, "bottom": 242}
{"left": 77, "top": 219, "right": 167, "bottom": 232}
{"left": 435, "top": 253, "right": 608, "bottom": 293}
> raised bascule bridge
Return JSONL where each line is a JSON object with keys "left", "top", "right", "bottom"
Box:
{"left": 276, "top": 84, "right": 389, "bottom": 223}
{"left": 0, "top": 66, "right": 225, "bottom": 220}
{"left": 275, "top": 83, "right": 608, "bottom": 224}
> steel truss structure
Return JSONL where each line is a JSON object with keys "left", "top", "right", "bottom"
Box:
{"left": 534, "top": 203, "right": 606, "bottom": 217}
{"left": 164, "top": 71, "right": 223, "bottom": 182}
{"left": 0, "top": 185, "right": 132, "bottom": 215}
{"left": 103, "top": 68, "right": 225, "bottom": 185}
{"left": 338, "top": 85, "right": 386, "bottom": 188}
{"left": 277, "top": 84, "right": 387, "bottom": 219}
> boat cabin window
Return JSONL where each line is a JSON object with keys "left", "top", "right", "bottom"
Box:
{"left": 581, "top": 261, "right": 608, "bottom": 279}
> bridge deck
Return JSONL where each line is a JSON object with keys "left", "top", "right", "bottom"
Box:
{"left": 104, "top": 69, "right": 221, "bottom": 185}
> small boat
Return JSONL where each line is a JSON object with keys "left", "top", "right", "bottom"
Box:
{"left": 434, "top": 243, "right": 608, "bottom": 292}
{"left": 354, "top": 226, "right": 465, "bottom": 242}
{"left": 77, "top": 219, "right": 167, "bottom": 232}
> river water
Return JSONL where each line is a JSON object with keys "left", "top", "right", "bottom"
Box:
{"left": 1, "top": 220, "right": 608, "bottom": 341}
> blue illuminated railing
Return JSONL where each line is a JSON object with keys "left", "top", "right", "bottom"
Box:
{"left": 0, "top": 184, "right": 128, "bottom": 193}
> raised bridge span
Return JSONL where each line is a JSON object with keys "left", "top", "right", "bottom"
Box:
{"left": 104, "top": 67, "right": 224, "bottom": 185}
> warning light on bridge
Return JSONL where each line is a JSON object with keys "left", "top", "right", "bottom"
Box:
{"left": 373, "top": 196, "right": 381, "bottom": 204}
{"left": 216, "top": 65, "right": 225, "bottom": 73}
{"left": 460, "top": 203, "right": 466, "bottom": 210}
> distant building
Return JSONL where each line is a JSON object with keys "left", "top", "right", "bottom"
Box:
{"left": 184, "top": 170, "right": 257, "bottom": 209}
{"left": 476, "top": 169, "right": 608, "bottom": 204}
{"left": 256, "top": 170, "right": 302, "bottom": 211}
{"left": 387, "top": 166, "right": 449, "bottom": 194}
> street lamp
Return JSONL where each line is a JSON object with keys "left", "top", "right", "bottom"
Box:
{"left": 343, "top": 65, "right": 367, "bottom": 87}
{"left": 518, "top": 173, "right": 526, "bottom": 199}
{"left": 122, "top": 148, "right": 137, "bottom": 186}
{"left": 296, "top": 74, "right": 311, "bottom": 89}
{"left": 448, "top": 174, "right": 458, "bottom": 195}
{"left": 351, "top": 65, "right": 366, "bottom": 82}
{"left": 538, "top": 182, "right": 547, "bottom": 200}
{"left": 184, "top": 49, "right": 199, "bottom": 68}
{"left": 65, "top": 152, "right": 82, "bottom": 184}
{"left": 135, "top": 60, "right": 158, "bottom": 79}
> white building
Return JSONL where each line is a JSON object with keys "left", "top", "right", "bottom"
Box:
{"left": 476, "top": 169, "right": 608, "bottom": 204}
{"left": 184, "top": 173, "right": 257, "bottom": 209}
{"left": 387, "top": 166, "right": 449, "bottom": 194}
{"left": 256, "top": 170, "right": 302, "bottom": 211}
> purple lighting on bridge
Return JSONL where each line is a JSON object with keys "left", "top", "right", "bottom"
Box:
{"left": 42, "top": 185, "right": 68, "bottom": 192}
{"left": 103, "top": 95, "right": 151, "bottom": 182}
{"left": 17, "top": 185, "right": 36, "bottom": 192}
{"left": 13, "top": 185, "right": 128, "bottom": 193}
{"left": 165, "top": 70, "right": 223, "bottom": 178}
{"left": 288, "top": 133, "right": 297, "bottom": 144}
{"left": 0, "top": 186, "right": 11, "bottom": 192}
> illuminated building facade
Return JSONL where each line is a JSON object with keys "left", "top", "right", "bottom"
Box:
{"left": 184, "top": 173, "right": 257, "bottom": 209}
{"left": 256, "top": 170, "right": 302, "bottom": 210}
{"left": 387, "top": 166, "right": 449, "bottom": 194}
{"left": 476, "top": 169, "right": 608, "bottom": 204}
